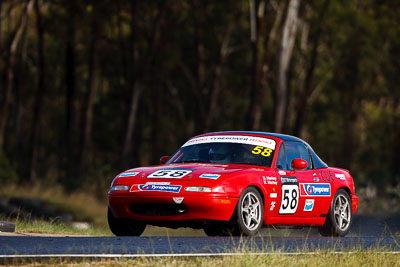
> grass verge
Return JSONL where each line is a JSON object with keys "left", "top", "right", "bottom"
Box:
{"left": 13, "top": 218, "right": 111, "bottom": 236}
{"left": 2, "top": 250, "right": 400, "bottom": 266}
{"left": 0, "top": 182, "right": 108, "bottom": 227}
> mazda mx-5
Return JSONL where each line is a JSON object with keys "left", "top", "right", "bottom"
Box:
{"left": 108, "top": 131, "right": 358, "bottom": 236}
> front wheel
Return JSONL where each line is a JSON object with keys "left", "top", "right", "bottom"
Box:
{"left": 319, "top": 189, "right": 352, "bottom": 237}
{"left": 108, "top": 207, "right": 146, "bottom": 236}
{"left": 234, "top": 186, "right": 264, "bottom": 236}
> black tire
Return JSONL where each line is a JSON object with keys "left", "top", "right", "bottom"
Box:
{"left": 319, "top": 189, "right": 352, "bottom": 237}
{"left": 233, "top": 186, "right": 264, "bottom": 236}
{"left": 203, "top": 221, "right": 238, "bottom": 236}
{"left": 107, "top": 207, "right": 146, "bottom": 236}
{"left": 0, "top": 220, "right": 15, "bottom": 232}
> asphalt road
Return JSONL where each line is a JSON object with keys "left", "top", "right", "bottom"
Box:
{"left": 0, "top": 215, "right": 399, "bottom": 257}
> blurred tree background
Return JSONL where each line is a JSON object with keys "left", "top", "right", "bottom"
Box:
{"left": 0, "top": 0, "right": 399, "bottom": 211}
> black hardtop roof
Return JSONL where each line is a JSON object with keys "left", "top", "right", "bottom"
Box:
{"left": 201, "top": 131, "right": 304, "bottom": 143}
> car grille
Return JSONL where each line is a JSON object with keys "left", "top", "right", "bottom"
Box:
{"left": 130, "top": 203, "right": 187, "bottom": 216}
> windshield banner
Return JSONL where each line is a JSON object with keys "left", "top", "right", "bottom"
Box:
{"left": 182, "top": 135, "right": 276, "bottom": 150}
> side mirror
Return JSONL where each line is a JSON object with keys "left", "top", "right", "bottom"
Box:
{"left": 160, "top": 155, "right": 170, "bottom": 164}
{"left": 291, "top": 158, "right": 308, "bottom": 171}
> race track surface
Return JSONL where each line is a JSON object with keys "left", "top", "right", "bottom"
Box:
{"left": 0, "top": 215, "right": 399, "bottom": 256}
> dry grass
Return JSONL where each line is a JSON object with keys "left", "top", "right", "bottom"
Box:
{"left": 3, "top": 251, "right": 400, "bottom": 266}
{"left": 0, "top": 182, "right": 108, "bottom": 227}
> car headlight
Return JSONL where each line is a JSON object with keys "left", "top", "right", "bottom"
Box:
{"left": 110, "top": 185, "right": 130, "bottom": 191}
{"left": 184, "top": 186, "right": 212, "bottom": 192}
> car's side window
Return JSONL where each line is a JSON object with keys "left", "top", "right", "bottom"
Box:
{"left": 285, "top": 142, "right": 312, "bottom": 170}
{"left": 276, "top": 143, "right": 288, "bottom": 170}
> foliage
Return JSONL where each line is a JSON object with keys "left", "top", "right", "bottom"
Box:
{"left": 0, "top": 150, "right": 18, "bottom": 185}
{"left": 0, "top": 0, "right": 399, "bottom": 200}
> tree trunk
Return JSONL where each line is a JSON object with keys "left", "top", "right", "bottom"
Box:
{"left": 275, "top": 0, "right": 301, "bottom": 133}
{"left": 247, "top": 0, "right": 284, "bottom": 131}
{"left": 63, "top": 0, "right": 77, "bottom": 189}
{"left": 247, "top": 0, "right": 261, "bottom": 130}
{"left": 27, "top": 0, "right": 45, "bottom": 182}
{"left": 0, "top": 1, "right": 31, "bottom": 148}
{"left": 293, "top": 0, "right": 330, "bottom": 137}
{"left": 193, "top": 0, "right": 207, "bottom": 133}
{"left": 120, "top": 1, "right": 167, "bottom": 170}
{"left": 120, "top": 0, "right": 140, "bottom": 170}
{"left": 205, "top": 25, "right": 233, "bottom": 131}
{"left": 76, "top": 16, "right": 98, "bottom": 184}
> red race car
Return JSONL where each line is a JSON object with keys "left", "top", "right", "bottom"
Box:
{"left": 108, "top": 131, "right": 358, "bottom": 236}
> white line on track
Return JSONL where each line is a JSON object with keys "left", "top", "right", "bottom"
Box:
{"left": 0, "top": 251, "right": 399, "bottom": 259}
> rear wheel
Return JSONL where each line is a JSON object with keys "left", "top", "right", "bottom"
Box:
{"left": 108, "top": 207, "right": 146, "bottom": 236}
{"left": 319, "top": 189, "right": 352, "bottom": 237}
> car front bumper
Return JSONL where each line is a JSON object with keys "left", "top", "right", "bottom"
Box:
{"left": 108, "top": 194, "right": 238, "bottom": 222}
{"left": 351, "top": 194, "right": 359, "bottom": 213}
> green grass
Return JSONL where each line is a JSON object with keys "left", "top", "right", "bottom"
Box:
{"left": 3, "top": 251, "right": 400, "bottom": 266}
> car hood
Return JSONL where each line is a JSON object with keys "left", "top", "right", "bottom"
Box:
{"left": 118, "top": 163, "right": 263, "bottom": 181}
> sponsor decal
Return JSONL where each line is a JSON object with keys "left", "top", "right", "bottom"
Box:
{"left": 280, "top": 176, "right": 298, "bottom": 185}
{"left": 199, "top": 174, "right": 221, "bottom": 179}
{"left": 270, "top": 201, "right": 276, "bottom": 211}
{"left": 335, "top": 173, "right": 346, "bottom": 180}
{"left": 320, "top": 170, "right": 334, "bottom": 182}
{"left": 119, "top": 172, "right": 139, "bottom": 177}
{"left": 279, "top": 176, "right": 299, "bottom": 214}
{"left": 313, "top": 177, "right": 319, "bottom": 182}
{"left": 144, "top": 182, "right": 170, "bottom": 185}
{"left": 300, "top": 183, "right": 331, "bottom": 196}
{"left": 130, "top": 184, "right": 182, "bottom": 193}
{"left": 173, "top": 197, "right": 184, "bottom": 204}
{"left": 278, "top": 170, "right": 287, "bottom": 176}
{"left": 304, "top": 199, "right": 315, "bottom": 211}
{"left": 147, "top": 169, "right": 194, "bottom": 179}
{"left": 270, "top": 193, "right": 277, "bottom": 198}
{"left": 182, "top": 135, "right": 276, "bottom": 150}
{"left": 263, "top": 176, "right": 278, "bottom": 185}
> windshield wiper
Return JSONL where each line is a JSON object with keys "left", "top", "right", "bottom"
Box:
{"left": 179, "top": 159, "right": 210, "bottom": 163}
{"left": 231, "top": 162, "right": 264, "bottom": 167}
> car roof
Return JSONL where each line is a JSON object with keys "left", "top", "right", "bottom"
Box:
{"left": 198, "top": 131, "right": 328, "bottom": 168}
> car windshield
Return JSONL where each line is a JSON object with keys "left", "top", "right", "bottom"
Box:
{"left": 168, "top": 135, "right": 276, "bottom": 167}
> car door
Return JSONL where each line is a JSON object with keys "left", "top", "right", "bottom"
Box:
{"left": 276, "top": 141, "right": 316, "bottom": 219}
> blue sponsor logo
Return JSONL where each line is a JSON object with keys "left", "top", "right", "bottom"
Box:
{"left": 301, "top": 183, "right": 330, "bottom": 196}
{"left": 199, "top": 174, "right": 220, "bottom": 179}
{"left": 119, "top": 172, "right": 139, "bottom": 177}
{"left": 139, "top": 184, "right": 181, "bottom": 193}
{"left": 304, "top": 199, "right": 315, "bottom": 211}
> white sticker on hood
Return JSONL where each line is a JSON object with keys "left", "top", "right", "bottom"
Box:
{"left": 199, "top": 174, "right": 221, "bottom": 179}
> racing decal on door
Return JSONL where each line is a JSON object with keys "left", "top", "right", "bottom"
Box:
{"left": 299, "top": 183, "right": 331, "bottom": 196}
{"left": 147, "top": 169, "right": 194, "bottom": 179}
{"left": 279, "top": 176, "right": 299, "bottom": 214}
{"left": 304, "top": 199, "right": 315, "bottom": 211}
